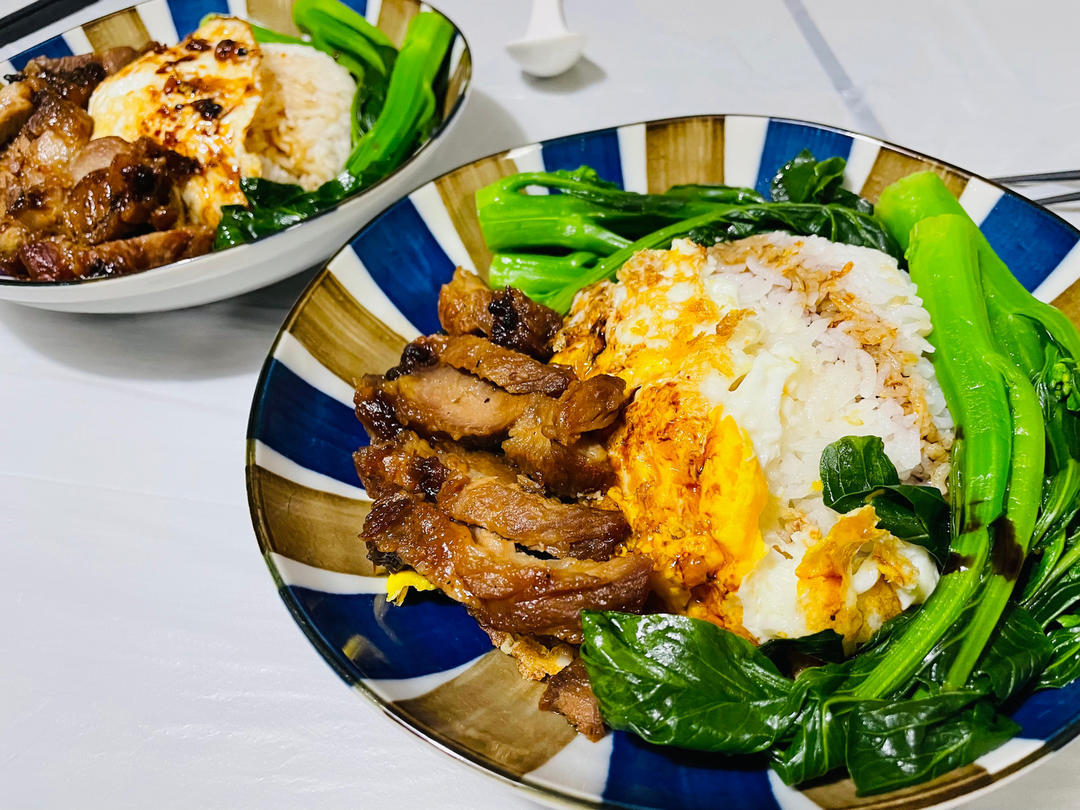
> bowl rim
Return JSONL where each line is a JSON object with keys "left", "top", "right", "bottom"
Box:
{"left": 245, "top": 112, "right": 1080, "bottom": 810}
{"left": 0, "top": 0, "right": 473, "bottom": 289}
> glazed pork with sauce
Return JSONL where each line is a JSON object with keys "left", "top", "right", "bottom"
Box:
{"left": 354, "top": 268, "right": 650, "bottom": 738}
{"left": 0, "top": 47, "right": 208, "bottom": 280}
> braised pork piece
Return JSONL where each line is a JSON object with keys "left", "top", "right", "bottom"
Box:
{"left": 0, "top": 48, "right": 209, "bottom": 280}
{"left": 354, "top": 269, "right": 648, "bottom": 738}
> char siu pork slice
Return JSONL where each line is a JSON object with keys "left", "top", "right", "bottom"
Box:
{"left": 539, "top": 658, "right": 606, "bottom": 742}
{"left": 438, "top": 268, "right": 562, "bottom": 360}
{"left": 356, "top": 360, "right": 628, "bottom": 449}
{"left": 392, "top": 334, "right": 576, "bottom": 397}
{"left": 25, "top": 47, "right": 136, "bottom": 78}
{"left": 502, "top": 413, "right": 617, "bottom": 498}
{"left": 17, "top": 226, "right": 212, "bottom": 280}
{"left": 356, "top": 364, "right": 528, "bottom": 443}
{"left": 354, "top": 432, "right": 629, "bottom": 560}
{"left": 0, "top": 91, "right": 94, "bottom": 233}
{"left": 63, "top": 137, "right": 198, "bottom": 244}
{"left": 0, "top": 82, "right": 33, "bottom": 147}
{"left": 361, "top": 493, "right": 651, "bottom": 644}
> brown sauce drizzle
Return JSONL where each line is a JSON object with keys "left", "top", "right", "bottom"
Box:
{"left": 990, "top": 516, "right": 1023, "bottom": 580}
{"left": 190, "top": 98, "right": 223, "bottom": 120}
{"left": 214, "top": 39, "right": 248, "bottom": 61}
{"left": 155, "top": 55, "right": 197, "bottom": 74}
{"left": 943, "top": 552, "right": 976, "bottom": 575}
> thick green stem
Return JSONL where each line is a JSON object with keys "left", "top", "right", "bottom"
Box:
{"left": 876, "top": 172, "right": 1080, "bottom": 360}
{"left": 544, "top": 209, "right": 741, "bottom": 313}
{"left": 944, "top": 356, "right": 1043, "bottom": 688}
{"left": 345, "top": 12, "right": 453, "bottom": 180}
{"left": 854, "top": 214, "right": 1012, "bottom": 699}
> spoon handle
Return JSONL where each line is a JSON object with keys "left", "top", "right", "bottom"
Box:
{"left": 525, "top": 0, "right": 570, "bottom": 39}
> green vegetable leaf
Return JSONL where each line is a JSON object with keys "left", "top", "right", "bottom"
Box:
{"left": 921, "top": 604, "right": 1052, "bottom": 700}
{"left": 685, "top": 201, "right": 898, "bottom": 259}
{"left": 820, "top": 435, "right": 900, "bottom": 503}
{"left": 770, "top": 665, "right": 857, "bottom": 784}
{"left": 237, "top": 177, "right": 307, "bottom": 208}
{"left": 1028, "top": 576, "right": 1080, "bottom": 628}
{"left": 845, "top": 693, "right": 1018, "bottom": 795}
{"left": 1037, "top": 622, "right": 1080, "bottom": 690}
{"left": 475, "top": 152, "right": 898, "bottom": 314}
{"left": 580, "top": 611, "right": 798, "bottom": 753}
{"left": 770, "top": 611, "right": 919, "bottom": 785}
{"left": 819, "top": 436, "right": 950, "bottom": 565}
{"left": 973, "top": 606, "right": 1053, "bottom": 700}
{"left": 769, "top": 149, "right": 871, "bottom": 212}
{"left": 759, "top": 629, "right": 846, "bottom": 674}
{"left": 213, "top": 173, "right": 361, "bottom": 249}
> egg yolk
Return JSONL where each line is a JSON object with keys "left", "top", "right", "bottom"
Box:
{"left": 608, "top": 381, "right": 768, "bottom": 633}
{"left": 796, "top": 505, "right": 919, "bottom": 647}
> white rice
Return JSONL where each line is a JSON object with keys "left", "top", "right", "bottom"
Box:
{"left": 700, "top": 234, "right": 952, "bottom": 639}
{"left": 246, "top": 43, "right": 355, "bottom": 190}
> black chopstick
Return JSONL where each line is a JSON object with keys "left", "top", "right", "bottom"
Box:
{"left": 1033, "top": 191, "right": 1080, "bottom": 206}
{"left": 994, "top": 170, "right": 1080, "bottom": 185}
{"left": 0, "top": 0, "right": 96, "bottom": 49}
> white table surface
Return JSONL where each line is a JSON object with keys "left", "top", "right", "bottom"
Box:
{"left": 3, "top": 1, "right": 1080, "bottom": 808}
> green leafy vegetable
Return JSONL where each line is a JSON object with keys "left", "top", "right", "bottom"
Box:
{"left": 475, "top": 150, "right": 899, "bottom": 313}
{"left": 579, "top": 612, "right": 798, "bottom": 753}
{"left": 917, "top": 605, "right": 1052, "bottom": 701}
{"left": 769, "top": 150, "right": 868, "bottom": 211}
{"left": 759, "top": 629, "right": 846, "bottom": 673}
{"left": 1037, "top": 620, "right": 1080, "bottom": 689}
{"left": 293, "top": 0, "right": 396, "bottom": 78}
{"left": 248, "top": 22, "right": 308, "bottom": 46}
{"left": 819, "top": 436, "right": 950, "bottom": 565}
{"left": 344, "top": 12, "right": 454, "bottom": 180}
{"left": 214, "top": 174, "right": 361, "bottom": 250}
{"left": 819, "top": 434, "right": 902, "bottom": 502}
{"left": 972, "top": 607, "right": 1053, "bottom": 700}
{"left": 685, "top": 200, "right": 898, "bottom": 263}
{"left": 844, "top": 693, "right": 1018, "bottom": 795}
{"left": 768, "top": 664, "right": 858, "bottom": 784}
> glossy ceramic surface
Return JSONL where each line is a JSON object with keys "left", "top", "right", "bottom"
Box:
{"left": 246, "top": 115, "right": 1080, "bottom": 810}
{"left": 0, "top": 0, "right": 471, "bottom": 312}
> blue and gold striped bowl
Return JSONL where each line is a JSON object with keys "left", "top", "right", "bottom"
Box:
{"left": 246, "top": 115, "right": 1080, "bottom": 810}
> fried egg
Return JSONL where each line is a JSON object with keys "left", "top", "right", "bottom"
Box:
{"left": 88, "top": 17, "right": 264, "bottom": 227}
{"left": 554, "top": 234, "right": 950, "bottom": 645}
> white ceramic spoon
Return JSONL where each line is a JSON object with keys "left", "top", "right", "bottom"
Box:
{"left": 506, "top": 0, "right": 586, "bottom": 78}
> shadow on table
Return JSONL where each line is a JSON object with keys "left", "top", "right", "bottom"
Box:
{"left": 0, "top": 264, "right": 320, "bottom": 381}
{"left": 423, "top": 88, "right": 529, "bottom": 174}
{"left": 522, "top": 57, "right": 606, "bottom": 95}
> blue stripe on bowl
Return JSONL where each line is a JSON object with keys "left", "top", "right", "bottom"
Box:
{"left": 754, "top": 120, "right": 853, "bottom": 198}
{"left": 165, "top": 0, "right": 229, "bottom": 42}
{"left": 1010, "top": 679, "right": 1080, "bottom": 741}
{"left": 250, "top": 358, "right": 369, "bottom": 485}
{"left": 540, "top": 128, "right": 625, "bottom": 189}
{"left": 602, "top": 732, "right": 781, "bottom": 810}
{"left": 286, "top": 587, "right": 492, "bottom": 679}
{"left": 10, "top": 35, "right": 73, "bottom": 71}
{"left": 978, "top": 193, "right": 1080, "bottom": 292}
{"left": 338, "top": 0, "right": 368, "bottom": 13}
{"left": 349, "top": 199, "right": 455, "bottom": 336}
